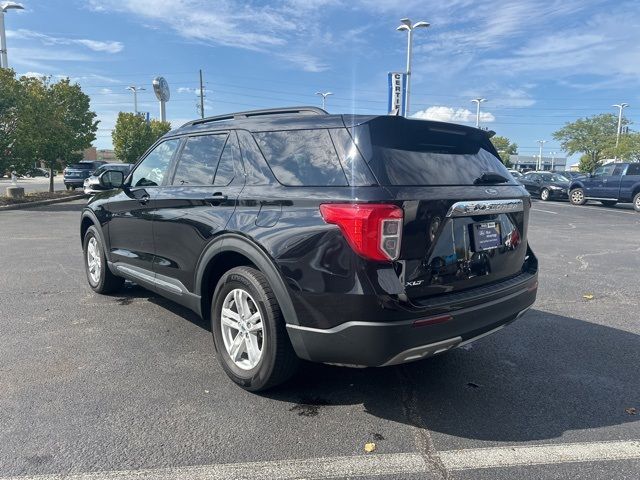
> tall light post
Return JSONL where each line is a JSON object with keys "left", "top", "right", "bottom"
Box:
{"left": 315, "top": 91, "right": 333, "bottom": 110}
{"left": 537, "top": 140, "right": 547, "bottom": 171}
{"left": 0, "top": 2, "right": 24, "bottom": 69}
{"left": 471, "top": 98, "right": 487, "bottom": 128}
{"left": 612, "top": 103, "right": 629, "bottom": 148}
{"left": 550, "top": 151, "right": 556, "bottom": 171}
{"left": 126, "top": 85, "right": 145, "bottom": 115}
{"left": 396, "top": 18, "right": 429, "bottom": 117}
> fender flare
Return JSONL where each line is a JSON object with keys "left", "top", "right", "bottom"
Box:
{"left": 569, "top": 181, "right": 584, "bottom": 190}
{"left": 80, "top": 209, "right": 108, "bottom": 253}
{"left": 195, "top": 233, "right": 300, "bottom": 326}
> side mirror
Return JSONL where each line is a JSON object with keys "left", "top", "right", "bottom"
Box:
{"left": 98, "top": 170, "right": 125, "bottom": 189}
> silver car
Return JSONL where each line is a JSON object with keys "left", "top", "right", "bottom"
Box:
{"left": 83, "top": 163, "right": 132, "bottom": 195}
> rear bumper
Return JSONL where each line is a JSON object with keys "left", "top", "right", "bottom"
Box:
{"left": 286, "top": 271, "right": 537, "bottom": 367}
{"left": 548, "top": 188, "right": 568, "bottom": 199}
{"left": 64, "top": 179, "right": 85, "bottom": 187}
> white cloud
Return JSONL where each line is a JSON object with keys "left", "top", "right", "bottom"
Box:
{"left": 99, "top": 88, "right": 114, "bottom": 94}
{"left": 412, "top": 106, "right": 495, "bottom": 124}
{"left": 20, "top": 71, "right": 46, "bottom": 78}
{"left": 7, "top": 29, "right": 123, "bottom": 54}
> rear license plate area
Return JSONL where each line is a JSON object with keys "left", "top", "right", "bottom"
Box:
{"left": 472, "top": 221, "right": 502, "bottom": 251}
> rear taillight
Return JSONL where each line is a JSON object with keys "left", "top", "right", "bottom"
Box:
{"left": 319, "top": 203, "right": 403, "bottom": 262}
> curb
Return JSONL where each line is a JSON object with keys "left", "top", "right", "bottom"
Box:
{"left": 0, "top": 193, "right": 86, "bottom": 211}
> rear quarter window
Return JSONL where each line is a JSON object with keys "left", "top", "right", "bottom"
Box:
{"left": 626, "top": 164, "right": 640, "bottom": 176}
{"left": 253, "top": 129, "right": 348, "bottom": 186}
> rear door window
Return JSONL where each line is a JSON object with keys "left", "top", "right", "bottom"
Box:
{"left": 626, "top": 164, "right": 640, "bottom": 176}
{"left": 213, "top": 135, "right": 237, "bottom": 186}
{"left": 253, "top": 129, "right": 348, "bottom": 186}
{"left": 612, "top": 164, "right": 627, "bottom": 176}
{"left": 172, "top": 134, "right": 227, "bottom": 186}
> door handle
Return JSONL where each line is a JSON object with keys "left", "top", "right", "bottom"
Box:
{"left": 205, "top": 192, "right": 228, "bottom": 205}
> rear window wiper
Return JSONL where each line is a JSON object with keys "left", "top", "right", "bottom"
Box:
{"left": 473, "top": 172, "right": 510, "bottom": 185}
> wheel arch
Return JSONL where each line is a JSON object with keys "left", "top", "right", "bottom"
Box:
{"left": 80, "top": 210, "right": 107, "bottom": 251}
{"left": 195, "top": 233, "right": 300, "bottom": 328}
{"left": 569, "top": 181, "right": 584, "bottom": 190}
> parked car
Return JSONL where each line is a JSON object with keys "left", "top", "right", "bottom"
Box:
{"left": 83, "top": 163, "right": 132, "bottom": 195}
{"left": 519, "top": 172, "right": 570, "bottom": 201}
{"left": 569, "top": 163, "right": 640, "bottom": 211}
{"left": 560, "top": 171, "right": 584, "bottom": 180}
{"left": 22, "top": 167, "right": 51, "bottom": 178}
{"left": 64, "top": 161, "right": 106, "bottom": 190}
{"left": 80, "top": 107, "right": 538, "bottom": 391}
{"left": 508, "top": 169, "right": 523, "bottom": 179}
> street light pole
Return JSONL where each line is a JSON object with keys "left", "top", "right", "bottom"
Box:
{"left": 0, "top": 2, "right": 25, "bottom": 69}
{"left": 537, "top": 140, "right": 547, "bottom": 171}
{"left": 550, "top": 151, "right": 556, "bottom": 171}
{"left": 396, "top": 18, "right": 429, "bottom": 117}
{"left": 126, "top": 86, "right": 145, "bottom": 115}
{"left": 315, "top": 92, "right": 333, "bottom": 110}
{"left": 471, "top": 98, "right": 486, "bottom": 128}
{"left": 612, "top": 103, "right": 629, "bottom": 148}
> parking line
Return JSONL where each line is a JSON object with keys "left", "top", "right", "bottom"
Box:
{"left": 531, "top": 201, "right": 638, "bottom": 216}
{"left": 2, "top": 440, "right": 638, "bottom": 479}
{"left": 531, "top": 208, "right": 559, "bottom": 214}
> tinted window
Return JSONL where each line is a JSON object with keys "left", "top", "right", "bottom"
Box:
{"left": 354, "top": 117, "right": 514, "bottom": 186}
{"left": 594, "top": 165, "right": 614, "bottom": 176}
{"left": 612, "top": 164, "right": 627, "bottom": 176}
{"left": 173, "top": 134, "right": 227, "bottom": 186}
{"left": 130, "top": 139, "right": 180, "bottom": 187}
{"left": 626, "top": 163, "right": 640, "bottom": 175}
{"left": 214, "top": 136, "right": 236, "bottom": 186}
{"left": 69, "top": 163, "right": 94, "bottom": 170}
{"left": 254, "top": 129, "right": 348, "bottom": 186}
{"left": 236, "top": 130, "right": 273, "bottom": 185}
{"left": 329, "top": 128, "right": 377, "bottom": 186}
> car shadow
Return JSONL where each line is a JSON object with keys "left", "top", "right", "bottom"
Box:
{"left": 264, "top": 309, "right": 639, "bottom": 442}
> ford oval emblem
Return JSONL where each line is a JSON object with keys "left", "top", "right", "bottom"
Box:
{"left": 485, "top": 188, "right": 499, "bottom": 195}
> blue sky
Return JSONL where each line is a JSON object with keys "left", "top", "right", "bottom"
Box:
{"left": 5, "top": 0, "right": 640, "bottom": 160}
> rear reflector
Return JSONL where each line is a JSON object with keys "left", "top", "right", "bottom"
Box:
{"left": 319, "top": 203, "right": 403, "bottom": 262}
{"left": 412, "top": 315, "right": 453, "bottom": 327}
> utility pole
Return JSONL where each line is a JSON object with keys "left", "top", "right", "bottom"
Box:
{"left": 471, "top": 98, "right": 487, "bottom": 128}
{"left": 612, "top": 103, "right": 629, "bottom": 148}
{"left": 126, "top": 86, "right": 145, "bottom": 115}
{"left": 0, "top": 2, "right": 25, "bottom": 69}
{"left": 537, "top": 140, "right": 547, "bottom": 171}
{"left": 315, "top": 92, "right": 332, "bottom": 110}
{"left": 199, "top": 69, "right": 205, "bottom": 119}
{"left": 396, "top": 18, "right": 429, "bottom": 117}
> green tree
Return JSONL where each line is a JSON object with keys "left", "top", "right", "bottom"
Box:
{"left": 610, "top": 132, "right": 640, "bottom": 162}
{"left": 112, "top": 112, "right": 171, "bottom": 163}
{"left": 553, "top": 114, "right": 623, "bottom": 173}
{"left": 491, "top": 135, "right": 518, "bottom": 167}
{"left": 0, "top": 69, "right": 21, "bottom": 176}
{"left": 9, "top": 74, "right": 98, "bottom": 191}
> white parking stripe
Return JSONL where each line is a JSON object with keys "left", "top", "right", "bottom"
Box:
{"left": 532, "top": 201, "right": 638, "bottom": 216}
{"left": 439, "top": 440, "right": 640, "bottom": 471}
{"left": 2, "top": 441, "right": 638, "bottom": 480}
{"left": 531, "top": 208, "right": 559, "bottom": 214}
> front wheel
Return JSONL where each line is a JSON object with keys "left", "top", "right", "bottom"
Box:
{"left": 600, "top": 200, "right": 617, "bottom": 207}
{"left": 83, "top": 226, "right": 124, "bottom": 294}
{"left": 211, "top": 266, "right": 299, "bottom": 391}
{"left": 634, "top": 193, "right": 640, "bottom": 212}
{"left": 540, "top": 188, "right": 550, "bottom": 201}
{"left": 570, "top": 188, "right": 586, "bottom": 205}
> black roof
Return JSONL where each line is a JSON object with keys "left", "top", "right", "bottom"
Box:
{"left": 166, "top": 106, "right": 490, "bottom": 138}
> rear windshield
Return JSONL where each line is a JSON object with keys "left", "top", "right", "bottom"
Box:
{"left": 353, "top": 117, "right": 515, "bottom": 186}
{"left": 68, "top": 163, "right": 95, "bottom": 170}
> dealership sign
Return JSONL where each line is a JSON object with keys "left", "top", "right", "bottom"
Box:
{"left": 387, "top": 72, "right": 407, "bottom": 116}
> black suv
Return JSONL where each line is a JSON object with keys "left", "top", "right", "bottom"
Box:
{"left": 81, "top": 107, "right": 538, "bottom": 391}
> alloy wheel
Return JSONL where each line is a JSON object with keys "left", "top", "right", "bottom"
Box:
{"left": 220, "top": 288, "right": 265, "bottom": 370}
{"left": 86, "top": 237, "right": 101, "bottom": 284}
{"left": 571, "top": 190, "right": 584, "bottom": 204}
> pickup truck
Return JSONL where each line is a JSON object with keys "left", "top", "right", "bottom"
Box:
{"left": 569, "top": 163, "right": 640, "bottom": 211}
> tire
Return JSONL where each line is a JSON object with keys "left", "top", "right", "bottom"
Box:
{"left": 44, "top": 173, "right": 50, "bottom": 178}
{"left": 569, "top": 188, "right": 586, "bottom": 205}
{"left": 65, "top": 184, "right": 72, "bottom": 191}
{"left": 83, "top": 226, "right": 124, "bottom": 294}
{"left": 600, "top": 200, "right": 617, "bottom": 207}
{"left": 211, "top": 266, "right": 299, "bottom": 391}
{"left": 540, "top": 188, "right": 550, "bottom": 201}
{"left": 634, "top": 192, "right": 640, "bottom": 212}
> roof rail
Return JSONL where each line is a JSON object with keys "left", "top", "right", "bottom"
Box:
{"left": 180, "top": 106, "right": 328, "bottom": 128}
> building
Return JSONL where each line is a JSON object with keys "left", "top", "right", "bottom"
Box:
{"left": 97, "top": 149, "right": 117, "bottom": 162}
{"left": 83, "top": 147, "right": 97, "bottom": 161}
{"left": 510, "top": 155, "right": 567, "bottom": 172}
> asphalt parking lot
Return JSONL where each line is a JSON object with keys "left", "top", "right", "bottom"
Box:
{"left": 0, "top": 199, "right": 638, "bottom": 479}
